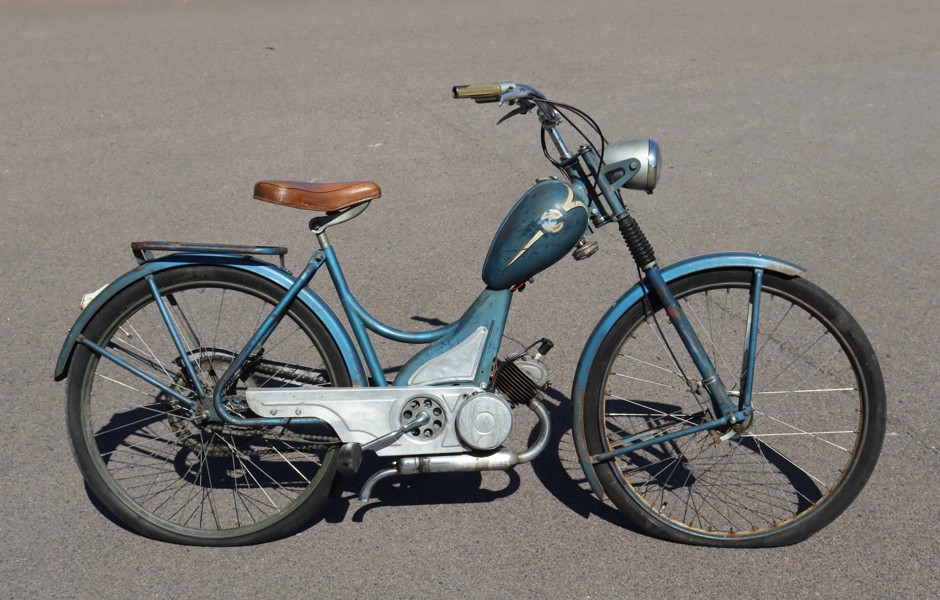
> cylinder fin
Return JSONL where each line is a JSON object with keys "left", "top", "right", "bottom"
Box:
{"left": 494, "top": 361, "right": 539, "bottom": 407}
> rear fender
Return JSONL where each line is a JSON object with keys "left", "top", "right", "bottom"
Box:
{"left": 571, "top": 252, "right": 804, "bottom": 498}
{"left": 53, "top": 252, "right": 366, "bottom": 385}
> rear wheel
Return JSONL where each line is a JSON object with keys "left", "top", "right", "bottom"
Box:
{"left": 66, "top": 266, "right": 350, "bottom": 546}
{"left": 582, "top": 269, "right": 885, "bottom": 546}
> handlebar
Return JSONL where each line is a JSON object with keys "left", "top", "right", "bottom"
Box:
{"left": 452, "top": 81, "right": 572, "bottom": 159}
{"left": 452, "top": 82, "right": 505, "bottom": 103}
{"left": 452, "top": 81, "right": 548, "bottom": 104}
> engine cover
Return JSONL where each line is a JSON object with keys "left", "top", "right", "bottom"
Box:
{"left": 455, "top": 392, "right": 513, "bottom": 451}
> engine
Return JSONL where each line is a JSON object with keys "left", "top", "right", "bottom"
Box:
{"left": 454, "top": 339, "right": 552, "bottom": 451}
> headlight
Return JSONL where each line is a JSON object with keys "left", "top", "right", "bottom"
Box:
{"left": 601, "top": 138, "right": 661, "bottom": 193}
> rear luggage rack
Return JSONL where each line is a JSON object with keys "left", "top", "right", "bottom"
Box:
{"left": 131, "top": 241, "right": 288, "bottom": 269}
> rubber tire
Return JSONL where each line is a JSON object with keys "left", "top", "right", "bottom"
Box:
{"left": 582, "top": 269, "right": 885, "bottom": 547}
{"left": 66, "top": 265, "right": 351, "bottom": 546}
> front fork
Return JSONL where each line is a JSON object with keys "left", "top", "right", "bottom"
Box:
{"left": 617, "top": 214, "right": 756, "bottom": 425}
{"left": 575, "top": 147, "right": 756, "bottom": 427}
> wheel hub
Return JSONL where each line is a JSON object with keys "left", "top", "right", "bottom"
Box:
{"left": 167, "top": 349, "right": 255, "bottom": 456}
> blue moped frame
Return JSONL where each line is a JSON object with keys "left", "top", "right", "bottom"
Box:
{"left": 56, "top": 108, "right": 806, "bottom": 498}
{"left": 55, "top": 243, "right": 514, "bottom": 428}
{"left": 54, "top": 251, "right": 369, "bottom": 387}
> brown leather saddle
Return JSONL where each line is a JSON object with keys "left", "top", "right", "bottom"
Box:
{"left": 254, "top": 181, "right": 381, "bottom": 212}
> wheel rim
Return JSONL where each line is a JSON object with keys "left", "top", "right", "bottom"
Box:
{"left": 601, "top": 274, "right": 871, "bottom": 539}
{"left": 75, "top": 273, "right": 342, "bottom": 540}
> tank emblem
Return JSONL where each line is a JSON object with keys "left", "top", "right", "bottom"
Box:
{"left": 539, "top": 208, "right": 565, "bottom": 233}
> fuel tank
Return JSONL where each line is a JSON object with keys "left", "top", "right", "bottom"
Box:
{"left": 483, "top": 179, "right": 589, "bottom": 290}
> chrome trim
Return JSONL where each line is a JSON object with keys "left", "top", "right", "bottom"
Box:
{"left": 647, "top": 138, "right": 660, "bottom": 191}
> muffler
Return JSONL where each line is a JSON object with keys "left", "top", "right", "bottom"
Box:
{"left": 358, "top": 399, "right": 551, "bottom": 501}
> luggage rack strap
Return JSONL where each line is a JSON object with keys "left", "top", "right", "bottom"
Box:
{"left": 132, "top": 241, "right": 288, "bottom": 267}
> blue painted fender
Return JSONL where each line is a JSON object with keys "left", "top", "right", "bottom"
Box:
{"left": 53, "top": 252, "right": 367, "bottom": 386}
{"left": 570, "top": 252, "right": 805, "bottom": 498}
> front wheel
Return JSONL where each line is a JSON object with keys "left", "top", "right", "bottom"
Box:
{"left": 582, "top": 269, "right": 885, "bottom": 546}
{"left": 66, "top": 266, "right": 351, "bottom": 545}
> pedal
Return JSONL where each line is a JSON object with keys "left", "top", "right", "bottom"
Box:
{"left": 336, "top": 442, "right": 363, "bottom": 476}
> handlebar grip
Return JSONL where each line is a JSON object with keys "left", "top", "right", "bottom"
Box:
{"left": 452, "top": 83, "right": 503, "bottom": 103}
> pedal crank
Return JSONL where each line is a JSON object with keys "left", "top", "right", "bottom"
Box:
{"left": 361, "top": 411, "right": 432, "bottom": 453}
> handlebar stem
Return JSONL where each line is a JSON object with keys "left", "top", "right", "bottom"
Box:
{"left": 524, "top": 92, "right": 572, "bottom": 161}
{"left": 544, "top": 122, "right": 574, "bottom": 161}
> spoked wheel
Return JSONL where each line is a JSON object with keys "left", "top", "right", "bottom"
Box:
{"left": 583, "top": 269, "right": 885, "bottom": 546}
{"left": 66, "top": 266, "right": 351, "bottom": 546}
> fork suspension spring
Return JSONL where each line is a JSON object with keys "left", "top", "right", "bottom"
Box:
{"left": 618, "top": 215, "right": 656, "bottom": 270}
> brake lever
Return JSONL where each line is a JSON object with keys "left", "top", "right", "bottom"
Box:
{"left": 496, "top": 98, "right": 535, "bottom": 125}
{"left": 497, "top": 106, "right": 529, "bottom": 125}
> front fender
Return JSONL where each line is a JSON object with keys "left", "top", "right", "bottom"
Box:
{"left": 54, "top": 252, "right": 367, "bottom": 386}
{"left": 571, "top": 252, "right": 804, "bottom": 498}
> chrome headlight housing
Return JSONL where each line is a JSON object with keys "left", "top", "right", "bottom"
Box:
{"left": 601, "top": 138, "right": 660, "bottom": 193}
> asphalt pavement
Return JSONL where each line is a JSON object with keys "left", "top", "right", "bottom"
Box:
{"left": 1, "top": 0, "right": 938, "bottom": 597}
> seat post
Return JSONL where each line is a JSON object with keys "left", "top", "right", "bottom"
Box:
{"left": 314, "top": 228, "right": 331, "bottom": 250}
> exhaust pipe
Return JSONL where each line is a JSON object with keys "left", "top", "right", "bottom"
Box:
{"left": 358, "top": 399, "right": 551, "bottom": 501}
